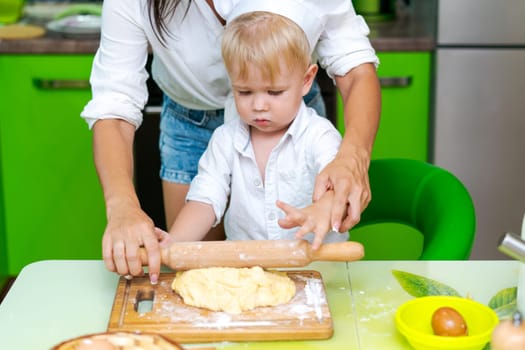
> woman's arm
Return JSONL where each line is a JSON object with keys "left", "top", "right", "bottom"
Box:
{"left": 94, "top": 119, "right": 162, "bottom": 284}
{"left": 83, "top": 0, "right": 158, "bottom": 283}
{"left": 313, "top": 63, "right": 381, "bottom": 232}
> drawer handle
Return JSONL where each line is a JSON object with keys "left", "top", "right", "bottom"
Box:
{"left": 379, "top": 76, "right": 412, "bottom": 87}
{"left": 33, "top": 79, "right": 91, "bottom": 90}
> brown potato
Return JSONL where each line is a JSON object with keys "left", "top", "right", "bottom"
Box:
{"left": 431, "top": 306, "right": 468, "bottom": 336}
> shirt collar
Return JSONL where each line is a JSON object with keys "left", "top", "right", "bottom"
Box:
{"left": 285, "top": 101, "right": 310, "bottom": 143}
{"left": 233, "top": 101, "right": 311, "bottom": 156}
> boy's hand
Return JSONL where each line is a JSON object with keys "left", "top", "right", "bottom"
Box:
{"left": 276, "top": 192, "right": 335, "bottom": 250}
{"left": 157, "top": 227, "right": 174, "bottom": 247}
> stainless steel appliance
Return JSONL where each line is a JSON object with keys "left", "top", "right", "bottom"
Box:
{"left": 433, "top": 0, "right": 525, "bottom": 259}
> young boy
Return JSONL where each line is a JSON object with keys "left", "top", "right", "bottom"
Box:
{"left": 166, "top": 11, "right": 348, "bottom": 249}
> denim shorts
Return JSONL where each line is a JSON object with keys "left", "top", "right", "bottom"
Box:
{"left": 159, "top": 80, "right": 326, "bottom": 184}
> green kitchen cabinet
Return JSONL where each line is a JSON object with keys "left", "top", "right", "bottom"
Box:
{"left": 337, "top": 52, "right": 433, "bottom": 259}
{"left": 0, "top": 138, "right": 7, "bottom": 286}
{"left": 337, "top": 51, "right": 432, "bottom": 161}
{"left": 0, "top": 55, "right": 106, "bottom": 274}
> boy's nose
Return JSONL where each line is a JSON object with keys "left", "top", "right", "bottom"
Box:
{"left": 252, "top": 94, "right": 268, "bottom": 111}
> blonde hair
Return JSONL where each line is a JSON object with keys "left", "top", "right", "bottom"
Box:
{"left": 221, "top": 11, "right": 311, "bottom": 82}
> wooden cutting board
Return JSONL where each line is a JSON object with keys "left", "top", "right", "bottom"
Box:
{"left": 107, "top": 270, "right": 333, "bottom": 343}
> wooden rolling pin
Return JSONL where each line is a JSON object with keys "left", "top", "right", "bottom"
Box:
{"left": 140, "top": 240, "right": 364, "bottom": 270}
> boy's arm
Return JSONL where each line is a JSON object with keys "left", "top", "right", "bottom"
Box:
{"left": 277, "top": 191, "right": 342, "bottom": 250}
{"left": 166, "top": 125, "right": 232, "bottom": 243}
{"left": 168, "top": 201, "right": 217, "bottom": 242}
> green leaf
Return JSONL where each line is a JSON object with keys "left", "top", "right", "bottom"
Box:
{"left": 493, "top": 301, "right": 518, "bottom": 320}
{"left": 392, "top": 270, "right": 461, "bottom": 297}
{"left": 488, "top": 287, "right": 518, "bottom": 320}
{"left": 488, "top": 287, "right": 517, "bottom": 309}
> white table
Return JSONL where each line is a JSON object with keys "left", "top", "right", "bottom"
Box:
{"left": 0, "top": 260, "right": 519, "bottom": 349}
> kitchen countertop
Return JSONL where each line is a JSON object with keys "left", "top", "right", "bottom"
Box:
{"left": 0, "top": 7, "right": 436, "bottom": 54}
{"left": 0, "top": 260, "right": 518, "bottom": 349}
{"left": 368, "top": 14, "right": 436, "bottom": 52}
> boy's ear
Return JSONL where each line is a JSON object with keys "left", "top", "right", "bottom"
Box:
{"left": 302, "top": 64, "right": 319, "bottom": 96}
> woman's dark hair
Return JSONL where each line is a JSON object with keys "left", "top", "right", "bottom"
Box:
{"left": 147, "top": 0, "right": 192, "bottom": 44}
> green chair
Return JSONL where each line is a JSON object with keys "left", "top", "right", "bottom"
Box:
{"left": 350, "top": 158, "right": 475, "bottom": 260}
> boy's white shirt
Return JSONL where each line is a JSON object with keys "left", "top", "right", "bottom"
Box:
{"left": 187, "top": 102, "right": 349, "bottom": 243}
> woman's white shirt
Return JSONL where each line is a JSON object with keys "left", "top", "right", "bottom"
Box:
{"left": 81, "top": 0, "right": 378, "bottom": 129}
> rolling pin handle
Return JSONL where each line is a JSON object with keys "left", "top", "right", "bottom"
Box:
{"left": 311, "top": 241, "right": 365, "bottom": 262}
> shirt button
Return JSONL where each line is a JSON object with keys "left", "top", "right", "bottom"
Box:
{"left": 268, "top": 212, "right": 276, "bottom": 220}
{"left": 254, "top": 178, "right": 261, "bottom": 187}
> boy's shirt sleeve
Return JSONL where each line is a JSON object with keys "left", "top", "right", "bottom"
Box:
{"left": 308, "top": 119, "right": 343, "bottom": 175}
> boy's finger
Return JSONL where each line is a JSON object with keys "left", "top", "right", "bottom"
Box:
{"left": 311, "top": 236, "right": 323, "bottom": 250}
{"left": 156, "top": 227, "right": 173, "bottom": 248}
{"left": 295, "top": 224, "right": 313, "bottom": 240}
{"left": 278, "top": 217, "right": 295, "bottom": 229}
{"left": 276, "top": 199, "right": 295, "bottom": 213}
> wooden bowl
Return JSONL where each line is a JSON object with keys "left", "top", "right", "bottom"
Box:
{"left": 51, "top": 331, "right": 184, "bottom": 350}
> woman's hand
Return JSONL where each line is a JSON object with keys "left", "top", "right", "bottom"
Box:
{"left": 93, "top": 119, "right": 167, "bottom": 284}
{"left": 101, "top": 200, "right": 167, "bottom": 284}
{"left": 313, "top": 145, "right": 371, "bottom": 233}
{"left": 276, "top": 192, "right": 336, "bottom": 250}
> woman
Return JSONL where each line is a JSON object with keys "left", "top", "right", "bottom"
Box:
{"left": 81, "top": 0, "right": 380, "bottom": 284}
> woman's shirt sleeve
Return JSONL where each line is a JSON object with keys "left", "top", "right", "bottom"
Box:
{"left": 215, "top": 0, "right": 379, "bottom": 80}
{"left": 316, "top": 3, "right": 379, "bottom": 79}
{"left": 80, "top": 0, "right": 150, "bottom": 129}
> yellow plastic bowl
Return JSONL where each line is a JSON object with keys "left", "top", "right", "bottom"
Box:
{"left": 395, "top": 296, "right": 499, "bottom": 350}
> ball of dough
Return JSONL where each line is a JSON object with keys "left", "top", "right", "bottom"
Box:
{"left": 172, "top": 266, "right": 296, "bottom": 314}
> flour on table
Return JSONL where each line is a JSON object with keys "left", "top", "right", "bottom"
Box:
{"left": 171, "top": 266, "right": 296, "bottom": 314}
